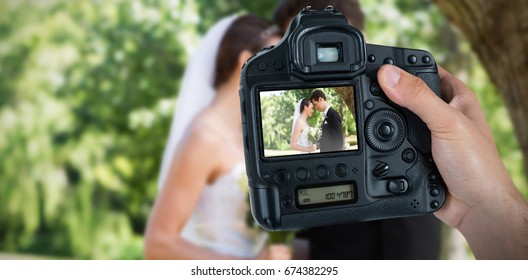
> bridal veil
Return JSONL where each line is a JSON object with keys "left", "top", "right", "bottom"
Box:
{"left": 158, "top": 16, "right": 237, "bottom": 189}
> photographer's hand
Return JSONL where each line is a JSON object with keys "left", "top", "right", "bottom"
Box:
{"left": 378, "top": 64, "right": 528, "bottom": 259}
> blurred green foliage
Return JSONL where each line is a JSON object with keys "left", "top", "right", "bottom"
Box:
{"left": 0, "top": 0, "right": 525, "bottom": 259}
{"left": 0, "top": 0, "right": 199, "bottom": 259}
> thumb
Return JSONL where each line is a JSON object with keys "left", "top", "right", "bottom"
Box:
{"left": 377, "top": 65, "right": 459, "bottom": 131}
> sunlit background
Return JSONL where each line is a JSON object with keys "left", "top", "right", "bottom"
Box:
{"left": 0, "top": 0, "right": 525, "bottom": 259}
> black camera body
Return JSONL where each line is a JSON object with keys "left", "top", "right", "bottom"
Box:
{"left": 239, "top": 6, "right": 446, "bottom": 230}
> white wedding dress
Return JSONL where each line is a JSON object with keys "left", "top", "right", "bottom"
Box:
{"left": 180, "top": 163, "right": 268, "bottom": 258}
{"left": 297, "top": 128, "right": 312, "bottom": 148}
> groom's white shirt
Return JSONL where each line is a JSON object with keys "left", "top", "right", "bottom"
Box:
{"left": 323, "top": 105, "right": 331, "bottom": 118}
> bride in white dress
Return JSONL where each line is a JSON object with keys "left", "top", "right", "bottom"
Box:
{"left": 144, "top": 15, "right": 289, "bottom": 260}
{"left": 290, "top": 98, "right": 317, "bottom": 153}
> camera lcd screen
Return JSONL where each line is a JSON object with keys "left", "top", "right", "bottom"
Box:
{"left": 259, "top": 86, "right": 358, "bottom": 158}
{"left": 297, "top": 184, "right": 356, "bottom": 206}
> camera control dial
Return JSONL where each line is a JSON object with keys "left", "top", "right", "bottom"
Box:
{"left": 365, "top": 110, "right": 406, "bottom": 152}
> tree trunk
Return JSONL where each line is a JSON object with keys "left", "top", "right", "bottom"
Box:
{"left": 336, "top": 86, "right": 356, "bottom": 121}
{"left": 434, "top": 0, "right": 528, "bottom": 175}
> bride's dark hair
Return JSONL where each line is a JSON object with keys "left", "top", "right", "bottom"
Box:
{"left": 213, "top": 15, "right": 280, "bottom": 89}
{"left": 299, "top": 98, "right": 311, "bottom": 113}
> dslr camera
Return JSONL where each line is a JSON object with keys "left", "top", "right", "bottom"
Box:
{"left": 239, "top": 6, "right": 446, "bottom": 230}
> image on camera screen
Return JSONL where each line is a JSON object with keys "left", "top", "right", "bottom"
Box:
{"left": 260, "top": 86, "right": 358, "bottom": 158}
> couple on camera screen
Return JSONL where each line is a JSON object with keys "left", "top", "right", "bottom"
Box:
{"left": 262, "top": 88, "right": 357, "bottom": 158}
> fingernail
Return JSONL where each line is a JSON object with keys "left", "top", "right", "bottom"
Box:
{"left": 382, "top": 65, "right": 401, "bottom": 88}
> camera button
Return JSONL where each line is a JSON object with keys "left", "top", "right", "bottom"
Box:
{"left": 387, "top": 178, "right": 409, "bottom": 194}
{"left": 428, "top": 172, "right": 438, "bottom": 182}
{"left": 315, "top": 165, "right": 329, "bottom": 180}
{"left": 368, "top": 54, "right": 376, "bottom": 63}
{"left": 369, "top": 81, "right": 382, "bottom": 96}
{"left": 383, "top": 58, "right": 394, "bottom": 65}
{"left": 281, "top": 196, "right": 293, "bottom": 208}
{"left": 372, "top": 161, "right": 389, "bottom": 177}
{"left": 273, "top": 60, "right": 284, "bottom": 70}
{"left": 422, "top": 56, "right": 431, "bottom": 64}
{"left": 257, "top": 61, "right": 268, "bottom": 71}
{"left": 295, "top": 168, "right": 309, "bottom": 181}
{"left": 274, "top": 169, "right": 290, "bottom": 183}
{"left": 408, "top": 55, "right": 418, "bottom": 64}
{"left": 430, "top": 187, "right": 440, "bottom": 197}
{"left": 402, "top": 148, "right": 416, "bottom": 163}
{"left": 378, "top": 122, "right": 394, "bottom": 139}
{"left": 364, "top": 100, "right": 374, "bottom": 110}
{"left": 335, "top": 164, "right": 348, "bottom": 178}
{"left": 430, "top": 200, "right": 440, "bottom": 209}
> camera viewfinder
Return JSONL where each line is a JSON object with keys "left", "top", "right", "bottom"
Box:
{"left": 316, "top": 43, "right": 342, "bottom": 63}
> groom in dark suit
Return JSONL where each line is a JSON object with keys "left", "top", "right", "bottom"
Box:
{"left": 310, "top": 89, "right": 344, "bottom": 152}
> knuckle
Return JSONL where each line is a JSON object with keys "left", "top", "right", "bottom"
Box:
{"left": 410, "top": 76, "right": 430, "bottom": 100}
{"left": 401, "top": 74, "right": 432, "bottom": 110}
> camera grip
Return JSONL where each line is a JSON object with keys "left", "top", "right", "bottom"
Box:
{"left": 248, "top": 186, "right": 280, "bottom": 231}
